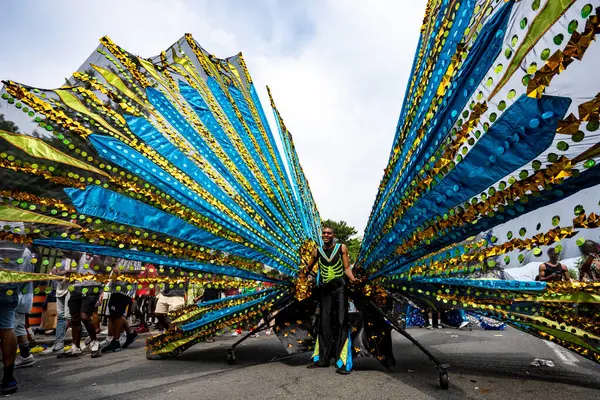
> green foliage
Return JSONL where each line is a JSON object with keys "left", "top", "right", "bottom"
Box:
{"left": 346, "top": 237, "right": 362, "bottom": 264}
{"left": 321, "top": 219, "right": 358, "bottom": 243}
{"left": 0, "top": 114, "right": 19, "bottom": 133}
{"left": 568, "top": 268, "right": 579, "bottom": 280}
{"left": 574, "top": 255, "right": 586, "bottom": 269}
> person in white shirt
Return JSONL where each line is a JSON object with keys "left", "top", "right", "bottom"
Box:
{"left": 63, "top": 252, "right": 105, "bottom": 358}
{"left": 40, "top": 256, "right": 74, "bottom": 357}
{"left": 13, "top": 248, "right": 35, "bottom": 369}
{"left": 0, "top": 222, "right": 28, "bottom": 395}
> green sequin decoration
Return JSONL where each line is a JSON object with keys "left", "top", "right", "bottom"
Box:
{"left": 556, "top": 141, "right": 569, "bottom": 151}
{"left": 520, "top": 18, "right": 527, "bottom": 29}
{"left": 586, "top": 120, "right": 599, "bottom": 131}
{"left": 568, "top": 20, "right": 578, "bottom": 34}
{"left": 541, "top": 48, "right": 551, "bottom": 61}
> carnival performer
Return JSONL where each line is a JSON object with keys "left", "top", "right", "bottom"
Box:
{"left": 306, "top": 226, "right": 356, "bottom": 374}
{"left": 538, "top": 247, "right": 571, "bottom": 282}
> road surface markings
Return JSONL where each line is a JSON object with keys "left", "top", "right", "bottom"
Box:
{"left": 544, "top": 341, "right": 579, "bottom": 366}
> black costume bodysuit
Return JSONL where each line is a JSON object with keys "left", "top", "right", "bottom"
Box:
{"left": 312, "top": 243, "right": 352, "bottom": 371}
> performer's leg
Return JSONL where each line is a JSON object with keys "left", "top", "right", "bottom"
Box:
{"left": 332, "top": 285, "right": 348, "bottom": 356}
{"left": 332, "top": 285, "right": 352, "bottom": 374}
{"left": 315, "top": 289, "right": 333, "bottom": 366}
{"left": 333, "top": 286, "right": 348, "bottom": 352}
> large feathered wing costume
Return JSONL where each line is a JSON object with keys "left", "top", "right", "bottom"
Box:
{"left": 0, "top": 34, "right": 320, "bottom": 358}
{"left": 359, "top": 0, "right": 600, "bottom": 365}
{"left": 1, "top": 0, "right": 599, "bottom": 375}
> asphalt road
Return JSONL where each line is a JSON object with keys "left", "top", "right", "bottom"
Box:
{"left": 13, "top": 327, "right": 600, "bottom": 400}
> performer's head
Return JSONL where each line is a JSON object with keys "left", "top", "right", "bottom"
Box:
{"left": 547, "top": 247, "right": 560, "bottom": 263}
{"left": 322, "top": 226, "right": 335, "bottom": 245}
{"left": 580, "top": 240, "right": 599, "bottom": 256}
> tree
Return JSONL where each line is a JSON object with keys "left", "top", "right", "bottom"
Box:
{"left": 568, "top": 268, "right": 578, "bottom": 281}
{"left": 321, "top": 219, "right": 358, "bottom": 244}
{"left": 0, "top": 114, "right": 19, "bottom": 133}
{"left": 346, "top": 237, "right": 362, "bottom": 265}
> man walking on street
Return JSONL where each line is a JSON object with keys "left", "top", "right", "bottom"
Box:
{"left": 101, "top": 258, "right": 141, "bottom": 353}
{"left": 306, "top": 226, "right": 357, "bottom": 374}
{"left": 0, "top": 222, "right": 32, "bottom": 395}
{"left": 14, "top": 254, "right": 35, "bottom": 369}
{"left": 40, "top": 255, "right": 73, "bottom": 357}
{"left": 154, "top": 268, "right": 187, "bottom": 331}
{"left": 64, "top": 253, "right": 104, "bottom": 358}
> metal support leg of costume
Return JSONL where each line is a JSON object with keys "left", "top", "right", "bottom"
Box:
{"left": 370, "top": 300, "right": 449, "bottom": 389}
{"left": 226, "top": 300, "right": 295, "bottom": 365}
{"left": 312, "top": 284, "right": 352, "bottom": 371}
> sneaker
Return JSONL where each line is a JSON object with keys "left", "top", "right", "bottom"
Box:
{"left": 265, "top": 329, "right": 272, "bottom": 336}
{"left": 459, "top": 321, "right": 469, "bottom": 329}
{"left": 135, "top": 324, "right": 149, "bottom": 334}
{"left": 64, "top": 346, "right": 82, "bottom": 357}
{"left": 0, "top": 378, "right": 17, "bottom": 395}
{"left": 119, "top": 332, "right": 127, "bottom": 346}
{"left": 426, "top": 326, "right": 433, "bottom": 330}
{"left": 55, "top": 348, "right": 66, "bottom": 358}
{"left": 81, "top": 343, "right": 91, "bottom": 354}
{"left": 231, "top": 331, "right": 239, "bottom": 337}
{"left": 40, "top": 345, "right": 64, "bottom": 356}
{"left": 84, "top": 336, "right": 92, "bottom": 346}
{"left": 90, "top": 340, "right": 101, "bottom": 358}
{"left": 122, "top": 332, "right": 138, "bottom": 349}
{"left": 436, "top": 325, "right": 443, "bottom": 329}
{"left": 99, "top": 338, "right": 112, "bottom": 349}
{"left": 15, "top": 354, "right": 35, "bottom": 368}
{"left": 101, "top": 340, "right": 122, "bottom": 353}
{"left": 251, "top": 333, "right": 259, "bottom": 338}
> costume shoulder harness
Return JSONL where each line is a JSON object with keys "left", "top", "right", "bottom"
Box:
{"left": 317, "top": 243, "right": 344, "bottom": 284}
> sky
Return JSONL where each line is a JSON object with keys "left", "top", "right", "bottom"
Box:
{"left": 0, "top": 0, "right": 427, "bottom": 235}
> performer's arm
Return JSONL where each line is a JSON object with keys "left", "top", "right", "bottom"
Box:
{"left": 538, "top": 264, "right": 556, "bottom": 281}
{"left": 561, "top": 264, "right": 572, "bottom": 282}
{"left": 56, "top": 251, "right": 80, "bottom": 275}
{"left": 307, "top": 249, "right": 318, "bottom": 277}
{"left": 341, "top": 244, "right": 356, "bottom": 282}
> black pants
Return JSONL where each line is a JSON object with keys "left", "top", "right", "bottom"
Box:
{"left": 134, "top": 295, "right": 156, "bottom": 324}
{"left": 425, "top": 308, "right": 440, "bottom": 327}
{"left": 316, "top": 281, "right": 347, "bottom": 365}
{"left": 108, "top": 293, "right": 132, "bottom": 321}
